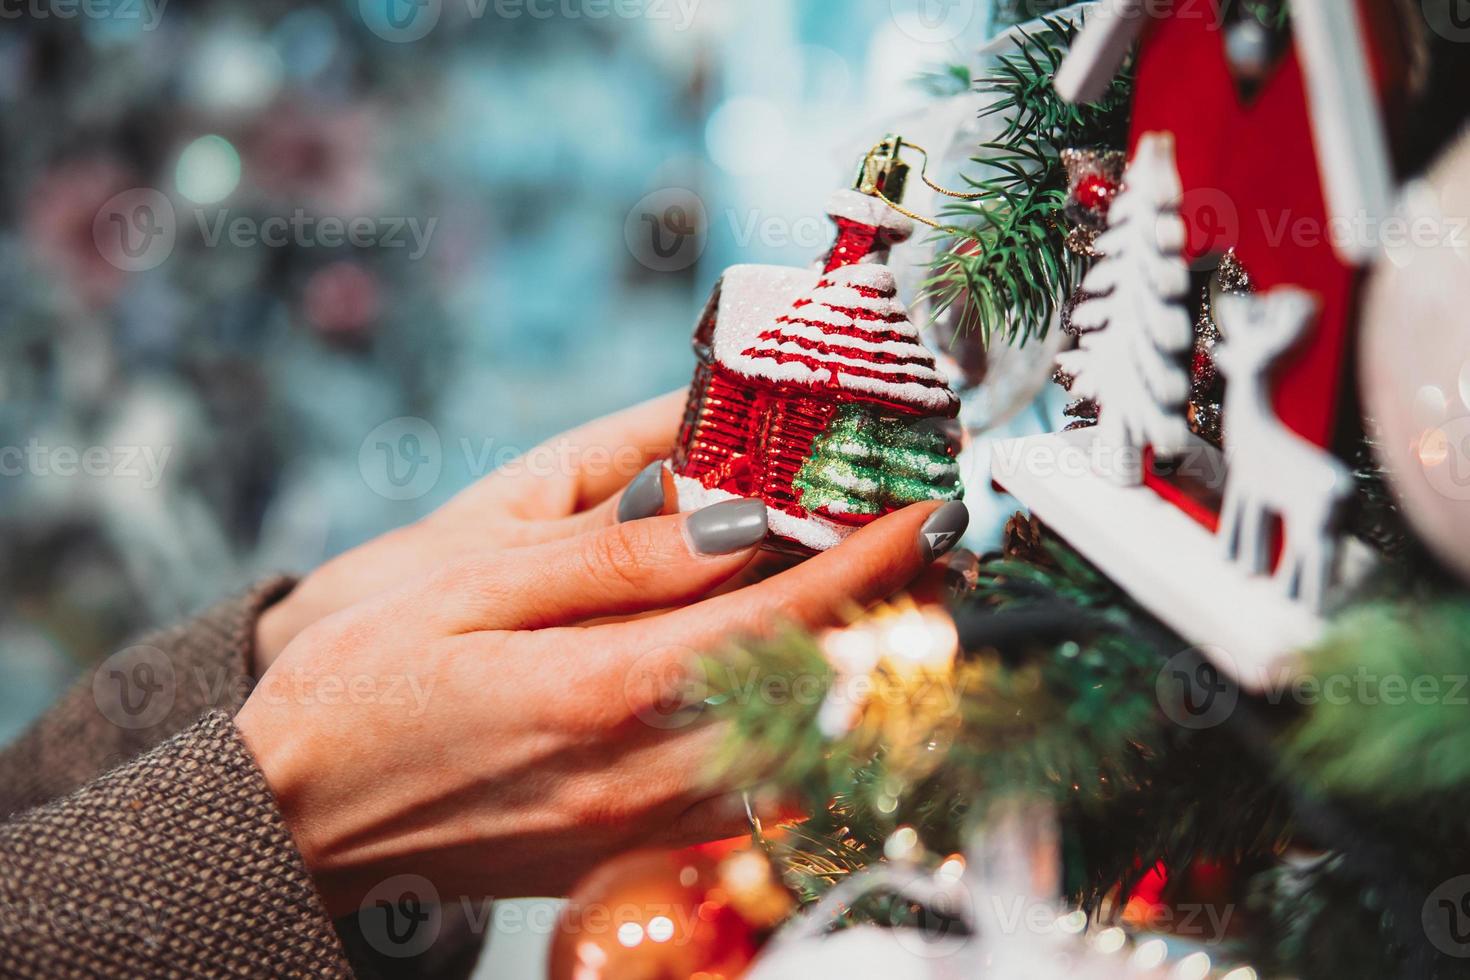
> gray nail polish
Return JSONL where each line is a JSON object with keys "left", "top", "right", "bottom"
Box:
{"left": 920, "top": 501, "right": 970, "bottom": 562}
{"left": 684, "top": 499, "right": 768, "bottom": 555}
{"left": 617, "top": 462, "right": 666, "bottom": 523}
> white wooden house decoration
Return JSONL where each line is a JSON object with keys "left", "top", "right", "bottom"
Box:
{"left": 993, "top": 0, "right": 1398, "bottom": 691}
{"left": 1054, "top": 0, "right": 1395, "bottom": 265}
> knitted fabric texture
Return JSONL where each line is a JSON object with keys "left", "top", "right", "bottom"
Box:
{"left": 0, "top": 580, "right": 492, "bottom": 979}
{"left": 0, "top": 576, "right": 295, "bottom": 817}
{"left": 0, "top": 581, "right": 358, "bottom": 977}
{"left": 0, "top": 710, "right": 354, "bottom": 978}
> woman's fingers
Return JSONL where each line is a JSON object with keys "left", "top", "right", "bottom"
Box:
{"left": 609, "top": 500, "right": 970, "bottom": 658}
{"left": 658, "top": 793, "right": 763, "bottom": 847}
{"left": 513, "top": 459, "right": 674, "bottom": 546}
{"left": 459, "top": 390, "right": 687, "bottom": 522}
{"left": 430, "top": 499, "right": 770, "bottom": 633}
{"left": 657, "top": 789, "right": 805, "bottom": 849}
{"left": 909, "top": 548, "right": 980, "bottom": 605}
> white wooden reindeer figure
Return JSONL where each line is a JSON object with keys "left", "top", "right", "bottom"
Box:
{"left": 1214, "top": 288, "right": 1350, "bottom": 612}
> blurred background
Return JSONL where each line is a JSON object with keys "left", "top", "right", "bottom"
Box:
{"left": 0, "top": 0, "right": 1062, "bottom": 971}
{"left": 0, "top": 0, "right": 1036, "bottom": 743}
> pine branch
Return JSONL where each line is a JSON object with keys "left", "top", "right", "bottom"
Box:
{"left": 1247, "top": 855, "right": 1409, "bottom": 980}
{"left": 703, "top": 532, "right": 1290, "bottom": 913}
{"left": 914, "top": 62, "right": 974, "bottom": 98}
{"left": 1283, "top": 599, "right": 1470, "bottom": 802}
{"left": 924, "top": 15, "right": 1133, "bottom": 346}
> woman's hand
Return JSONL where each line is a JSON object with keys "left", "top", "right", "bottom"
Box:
{"left": 254, "top": 392, "right": 695, "bottom": 670}
{"left": 234, "top": 496, "right": 966, "bottom": 915}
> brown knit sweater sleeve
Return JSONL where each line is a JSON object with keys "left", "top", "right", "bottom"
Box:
{"left": 0, "top": 577, "right": 295, "bottom": 818}
{"left": 0, "top": 710, "right": 355, "bottom": 978}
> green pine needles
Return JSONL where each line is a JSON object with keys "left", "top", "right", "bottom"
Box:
{"left": 1284, "top": 599, "right": 1470, "bottom": 802}
{"left": 924, "top": 15, "right": 1133, "bottom": 346}
{"left": 698, "top": 510, "right": 1470, "bottom": 970}
{"left": 703, "top": 534, "right": 1289, "bottom": 911}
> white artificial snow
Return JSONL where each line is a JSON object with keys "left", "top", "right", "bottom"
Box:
{"left": 710, "top": 263, "right": 821, "bottom": 365}
{"left": 716, "top": 263, "right": 958, "bottom": 415}
{"left": 913, "top": 459, "right": 956, "bottom": 479}
{"left": 760, "top": 322, "right": 923, "bottom": 356}
{"left": 824, "top": 188, "right": 915, "bottom": 243}
{"left": 668, "top": 469, "right": 852, "bottom": 552}
{"left": 815, "top": 466, "right": 881, "bottom": 494}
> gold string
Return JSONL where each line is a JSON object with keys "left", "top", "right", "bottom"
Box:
{"left": 862, "top": 138, "right": 986, "bottom": 232}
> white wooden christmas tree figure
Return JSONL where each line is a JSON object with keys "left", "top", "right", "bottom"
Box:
{"left": 1214, "top": 288, "right": 1351, "bottom": 613}
{"left": 1055, "top": 132, "right": 1194, "bottom": 487}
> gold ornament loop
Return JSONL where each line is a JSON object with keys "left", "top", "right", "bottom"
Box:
{"left": 860, "top": 136, "right": 986, "bottom": 232}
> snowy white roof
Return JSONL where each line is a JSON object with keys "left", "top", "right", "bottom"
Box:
{"left": 713, "top": 263, "right": 959, "bottom": 416}
{"left": 825, "top": 188, "right": 915, "bottom": 245}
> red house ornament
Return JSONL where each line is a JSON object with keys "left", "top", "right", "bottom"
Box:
{"left": 669, "top": 141, "right": 963, "bottom": 553}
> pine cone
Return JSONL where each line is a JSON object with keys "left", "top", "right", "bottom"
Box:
{"left": 1001, "top": 512, "right": 1050, "bottom": 564}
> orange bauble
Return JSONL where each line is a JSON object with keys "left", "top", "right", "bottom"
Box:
{"left": 548, "top": 849, "right": 766, "bottom": 980}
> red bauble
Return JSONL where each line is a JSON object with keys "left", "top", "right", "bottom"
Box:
{"left": 1191, "top": 349, "right": 1214, "bottom": 386}
{"left": 1073, "top": 173, "right": 1117, "bottom": 215}
{"left": 548, "top": 849, "right": 761, "bottom": 980}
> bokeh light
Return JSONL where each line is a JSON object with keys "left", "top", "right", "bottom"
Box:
{"left": 175, "top": 135, "right": 242, "bottom": 205}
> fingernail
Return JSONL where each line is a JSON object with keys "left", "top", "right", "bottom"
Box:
{"left": 684, "top": 499, "right": 768, "bottom": 556}
{"left": 919, "top": 501, "right": 969, "bottom": 562}
{"left": 617, "top": 462, "right": 667, "bottom": 523}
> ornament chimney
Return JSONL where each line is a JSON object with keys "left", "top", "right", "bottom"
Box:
{"left": 821, "top": 134, "right": 916, "bottom": 273}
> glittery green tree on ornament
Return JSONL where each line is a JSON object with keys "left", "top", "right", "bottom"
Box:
{"left": 793, "top": 405, "right": 960, "bottom": 520}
